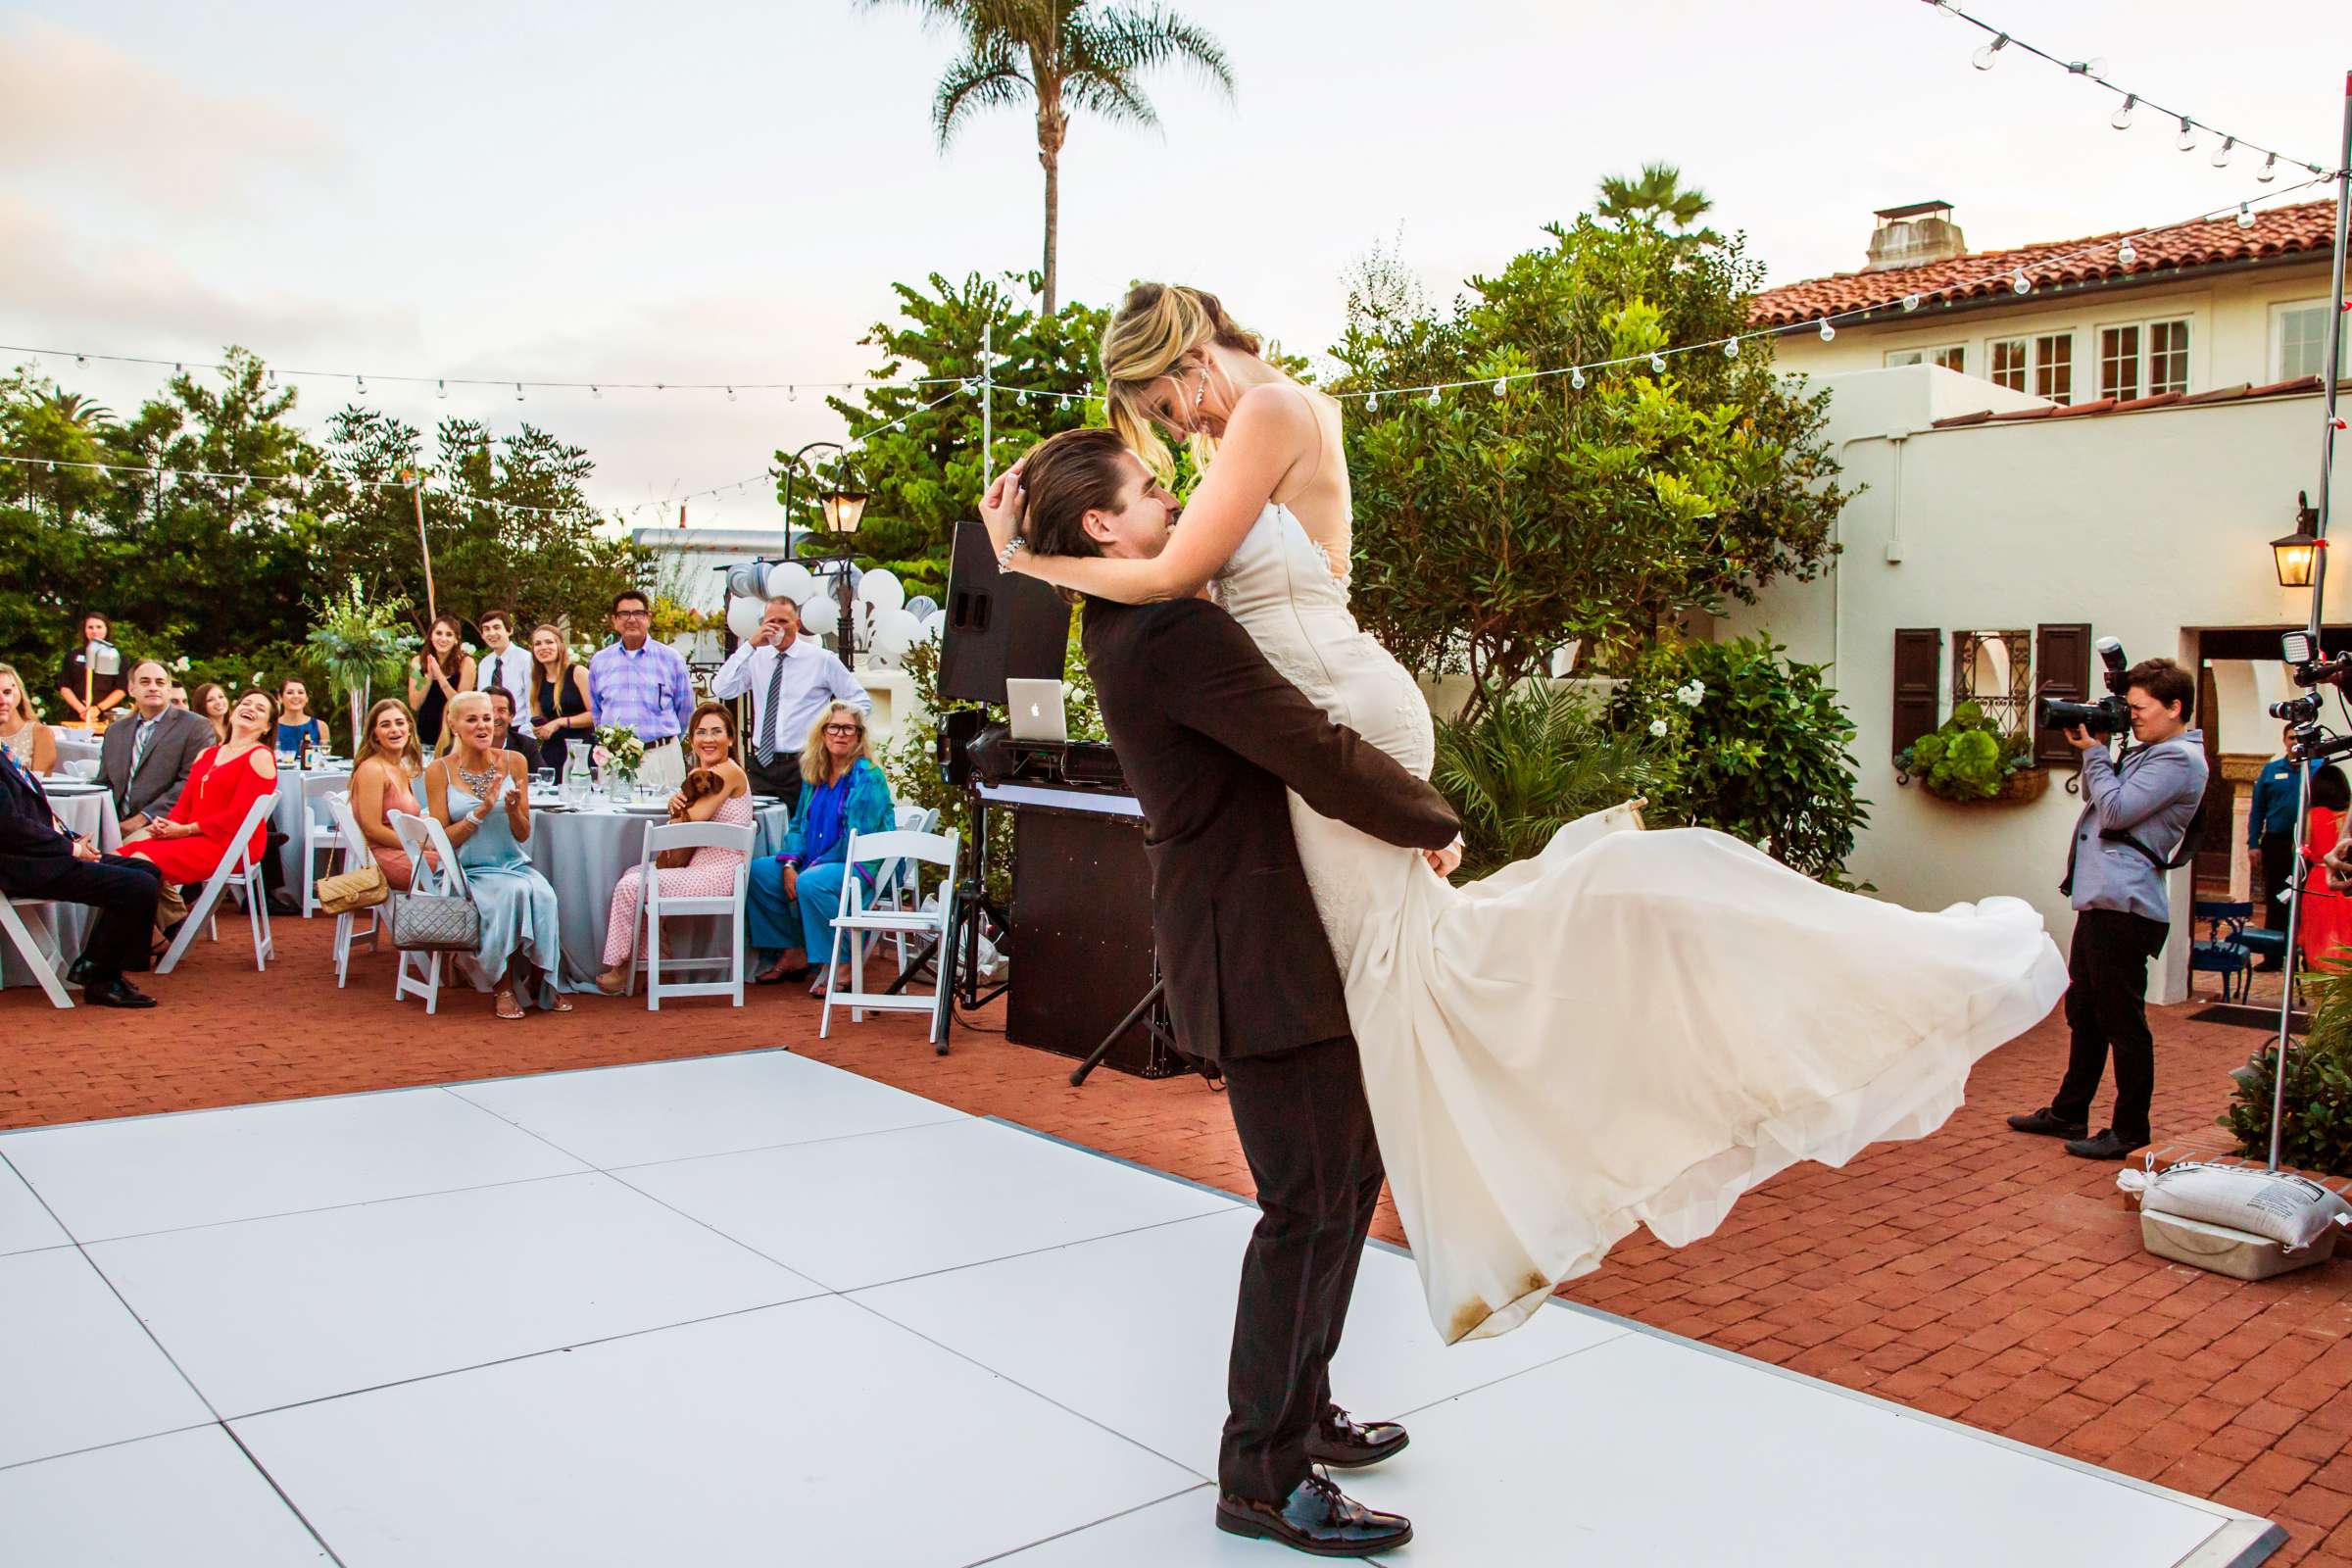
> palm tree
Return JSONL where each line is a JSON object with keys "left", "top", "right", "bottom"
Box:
{"left": 863, "top": 0, "right": 1235, "bottom": 314}
{"left": 38, "top": 390, "right": 117, "bottom": 430}
{"left": 1594, "top": 162, "right": 1722, "bottom": 249}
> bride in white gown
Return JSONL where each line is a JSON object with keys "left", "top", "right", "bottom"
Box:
{"left": 984, "top": 283, "right": 2068, "bottom": 1344}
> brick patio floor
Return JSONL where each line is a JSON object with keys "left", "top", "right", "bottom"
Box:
{"left": 8, "top": 918, "right": 2352, "bottom": 1562}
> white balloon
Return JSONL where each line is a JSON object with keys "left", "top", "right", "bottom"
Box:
{"left": 725, "top": 597, "right": 765, "bottom": 642}
{"left": 765, "top": 561, "right": 815, "bottom": 603}
{"left": 873, "top": 607, "right": 922, "bottom": 658}
{"left": 857, "top": 567, "right": 906, "bottom": 614}
{"left": 904, "top": 594, "right": 938, "bottom": 620}
{"left": 800, "top": 595, "right": 839, "bottom": 636}
{"left": 918, "top": 610, "right": 947, "bottom": 643}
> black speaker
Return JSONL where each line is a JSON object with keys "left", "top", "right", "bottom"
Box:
{"left": 938, "top": 709, "right": 987, "bottom": 788}
{"left": 938, "top": 518, "right": 1070, "bottom": 706}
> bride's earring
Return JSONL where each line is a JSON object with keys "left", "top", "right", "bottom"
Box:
{"left": 1192, "top": 365, "right": 1209, "bottom": 425}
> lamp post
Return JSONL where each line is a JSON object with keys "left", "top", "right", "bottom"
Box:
{"left": 2273, "top": 492, "right": 2323, "bottom": 588}
{"left": 779, "top": 441, "right": 870, "bottom": 664}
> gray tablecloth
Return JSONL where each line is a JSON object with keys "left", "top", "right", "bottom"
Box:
{"left": 52, "top": 734, "right": 102, "bottom": 767}
{"left": 527, "top": 800, "right": 789, "bottom": 991}
{"left": 273, "top": 766, "right": 355, "bottom": 905}
{"left": 3, "top": 788, "right": 122, "bottom": 990}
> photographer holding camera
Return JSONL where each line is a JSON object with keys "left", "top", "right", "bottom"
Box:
{"left": 2009, "top": 656, "right": 2208, "bottom": 1161}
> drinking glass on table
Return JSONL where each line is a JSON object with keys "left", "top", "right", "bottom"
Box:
{"left": 533, "top": 766, "right": 555, "bottom": 794}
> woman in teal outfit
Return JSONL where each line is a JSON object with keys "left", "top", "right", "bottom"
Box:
{"left": 749, "top": 701, "right": 896, "bottom": 992}
{"left": 424, "top": 690, "right": 571, "bottom": 1020}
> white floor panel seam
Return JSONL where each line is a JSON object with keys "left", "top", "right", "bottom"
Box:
{"left": 1385, "top": 1328, "right": 1634, "bottom": 1421}
{"left": 586, "top": 1111, "right": 977, "bottom": 1174}
{"left": 956, "top": 1482, "right": 1215, "bottom": 1568}
{"left": 214, "top": 1420, "right": 357, "bottom": 1568}
{"left": 815, "top": 1205, "right": 1252, "bottom": 1297}
{"left": 48, "top": 1166, "right": 600, "bottom": 1249}
{"left": 836, "top": 1289, "right": 1217, "bottom": 1485}
{"left": 0, "top": 1418, "right": 219, "bottom": 1476}
{"left": 213, "top": 1293, "right": 840, "bottom": 1424}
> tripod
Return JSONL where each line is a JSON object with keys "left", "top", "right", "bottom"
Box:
{"left": 886, "top": 788, "right": 1010, "bottom": 1050}
{"left": 1068, "top": 956, "right": 1179, "bottom": 1087}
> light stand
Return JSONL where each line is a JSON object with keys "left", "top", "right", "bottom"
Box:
{"left": 778, "top": 441, "right": 868, "bottom": 666}
{"left": 2265, "top": 82, "right": 2351, "bottom": 1171}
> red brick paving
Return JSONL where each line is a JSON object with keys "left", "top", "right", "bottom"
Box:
{"left": 7, "top": 920, "right": 2352, "bottom": 1561}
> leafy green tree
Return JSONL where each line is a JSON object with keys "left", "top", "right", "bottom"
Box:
{"left": 861, "top": 0, "right": 1234, "bottom": 312}
{"left": 1594, "top": 162, "right": 1723, "bottom": 249}
{"left": 1333, "top": 195, "right": 1851, "bottom": 722}
{"left": 783, "top": 270, "right": 1106, "bottom": 600}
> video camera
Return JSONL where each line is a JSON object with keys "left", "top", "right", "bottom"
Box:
{"left": 2036, "top": 636, "right": 2132, "bottom": 738}
{"left": 2276, "top": 631, "right": 2352, "bottom": 765}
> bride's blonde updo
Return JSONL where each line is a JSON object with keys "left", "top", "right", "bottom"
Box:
{"left": 1102, "top": 282, "right": 1263, "bottom": 483}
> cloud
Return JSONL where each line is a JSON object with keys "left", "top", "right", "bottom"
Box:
{"left": 0, "top": 19, "right": 338, "bottom": 213}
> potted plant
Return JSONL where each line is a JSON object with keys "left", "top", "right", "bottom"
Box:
{"left": 305, "top": 577, "right": 420, "bottom": 745}
{"left": 1896, "top": 703, "right": 2048, "bottom": 805}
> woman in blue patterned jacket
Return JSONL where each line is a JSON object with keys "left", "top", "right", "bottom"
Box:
{"left": 748, "top": 701, "right": 896, "bottom": 990}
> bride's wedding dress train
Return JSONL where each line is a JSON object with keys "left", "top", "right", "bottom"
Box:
{"left": 1213, "top": 503, "right": 2069, "bottom": 1344}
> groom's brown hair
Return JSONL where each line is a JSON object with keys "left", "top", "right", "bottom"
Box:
{"left": 1017, "top": 427, "right": 1132, "bottom": 562}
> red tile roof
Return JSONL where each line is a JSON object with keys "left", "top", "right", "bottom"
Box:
{"left": 1749, "top": 200, "right": 2337, "bottom": 327}
{"left": 1927, "top": 375, "right": 2336, "bottom": 429}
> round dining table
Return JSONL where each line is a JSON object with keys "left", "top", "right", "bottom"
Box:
{"left": 272, "top": 763, "right": 356, "bottom": 903}
{"left": 525, "top": 795, "right": 790, "bottom": 991}
{"left": 52, "top": 733, "right": 102, "bottom": 768}
{"left": 2, "top": 782, "right": 123, "bottom": 991}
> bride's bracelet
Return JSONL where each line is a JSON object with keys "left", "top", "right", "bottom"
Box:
{"left": 997, "top": 536, "right": 1027, "bottom": 570}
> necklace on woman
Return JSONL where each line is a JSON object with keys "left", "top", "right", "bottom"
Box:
{"left": 456, "top": 759, "right": 501, "bottom": 801}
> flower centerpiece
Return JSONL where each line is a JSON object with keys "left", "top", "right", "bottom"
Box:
{"left": 305, "top": 577, "right": 420, "bottom": 744}
{"left": 592, "top": 723, "right": 646, "bottom": 789}
{"left": 1896, "top": 703, "right": 2047, "bottom": 805}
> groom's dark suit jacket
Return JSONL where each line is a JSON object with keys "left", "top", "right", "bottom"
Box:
{"left": 1082, "top": 595, "right": 1458, "bottom": 1064}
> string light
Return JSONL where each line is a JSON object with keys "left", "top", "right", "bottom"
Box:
{"left": 591, "top": 385, "right": 602, "bottom": 399}
{"left": 726, "top": 386, "right": 737, "bottom": 402}
{"left": 514, "top": 383, "right": 524, "bottom": 402}
{"left": 2211, "top": 136, "right": 2235, "bottom": 170}
{"left": 1492, "top": 377, "right": 1508, "bottom": 397}
{"left": 2117, "top": 239, "right": 2137, "bottom": 267}
{"left": 1818, "top": 321, "right": 1836, "bottom": 342}
{"left": 2109, "top": 94, "right": 2135, "bottom": 131}
{"left": 2010, "top": 270, "right": 2033, "bottom": 296}
{"left": 1723, "top": 338, "right": 1740, "bottom": 358}
{"left": 2175, "top": 117, "right": 2197, "bottom": 154}
{"left": 1570, "top": 368, "right": 1586, "bottom": 390}
{"left": 356, "top": 374, "right": 367, "bottom": 394}
{"left": 436, "top": 380, "right": 447, "bottom": 399}
{"left": 1971, "top": 32, "right": 2007, "bottom": 70}
{"left": 2260, "top": 153, "right": 2278, "bottom": 183}
{"left": 1902, "top": 294, "right": 1922, "bottom": 313}
{"left": 1648, "top": 353, "right": 1667, "bottom": 374}
{"left": 2238, "top": 203, "right": 2257, "bottom": 230}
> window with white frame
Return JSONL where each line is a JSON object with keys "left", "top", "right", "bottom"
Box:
{"left": 1989, "top": 337, "right": 2029, "bottom": 392}
{"left": 2275, "top": 300, "right": 2345, "bottom": 380}
{"left": 2097, "top": 318, "right": 2190, "bottom": 400}
{"left": 2033, "top": 333, "right": 2074, "bottom": 405}
{"left": 1884, "top": 344, "right": 1966, "bottom": 371}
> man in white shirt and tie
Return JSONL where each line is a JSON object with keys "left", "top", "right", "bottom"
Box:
{"left": 471, "top": 609, "right": 532, "bottom": 720}
{"left": 710, "top": 598, "right": 871, "bottom": 799}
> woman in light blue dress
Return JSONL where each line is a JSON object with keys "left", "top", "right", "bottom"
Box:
{"left": 423, "top": 691, "right": 569, "bottom": 1020}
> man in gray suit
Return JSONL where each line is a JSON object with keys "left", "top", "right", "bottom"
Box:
{"left": 101, "top": 661, "right": 216, "bottom": 836}
{"left": 2008, "top": 658, "right": 2208, "bottom": 1161}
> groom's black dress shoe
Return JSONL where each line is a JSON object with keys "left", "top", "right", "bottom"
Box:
{"left": 2006, "top": 1106, "right": 2088, "bottom": 1141}
{"left": 1304, "top": 1408, "right": 1409, "bottom": 1470}
{"left": 1215, "top": 1470, "right": 1412, "bottom": 1557}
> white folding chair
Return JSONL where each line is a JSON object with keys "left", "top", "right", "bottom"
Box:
{"left": 157, "top": 792, "right": 277, "bottom": 974}
{"left": 627, "top": 819, "right": 756, "bottom": 1009}
{"left": 820, "top": 825, "right": 960, "bottom": 1049}
{"left": 866, "top": 805, "right": 941, "bottom": 975}
{"left": 1, "top": 897, "right": 72, "bottom": 1008}
{"left": 322, "top": 792, "right": 382, "bottom": 987}
{"left": 300, "top": 776, "right": 348, "bottom": 918}
{"left": 390, "top": 809, "right": 467, "bottom": 1013}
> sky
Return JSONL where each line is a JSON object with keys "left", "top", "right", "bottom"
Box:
{"left": 4, "top": 0, "right": 2345, "bottom": 533}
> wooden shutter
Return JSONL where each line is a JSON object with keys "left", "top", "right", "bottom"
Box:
{"left": 1892, "top": 629, "right": 1942, "bottom": 760}
{"left": 2034, "top": 623, "right": 2092, "bottom": 766}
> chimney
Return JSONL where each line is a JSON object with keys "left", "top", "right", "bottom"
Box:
{"left": 1865, "top": 201, "right": 1967, "bottom": 272}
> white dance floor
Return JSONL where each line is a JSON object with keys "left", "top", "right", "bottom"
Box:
{"left": 0, "top": 1048, "right": 2281, "bottom": 1566}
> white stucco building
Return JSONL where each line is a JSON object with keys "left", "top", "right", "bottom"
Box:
{"left": 1725, "top": 199, "right": 2346, "bottom": 1001}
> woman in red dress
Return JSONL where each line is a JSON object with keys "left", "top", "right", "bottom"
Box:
{"left": 122, "top": 690, "right": 279, "bottom": 889}
{"left": 2298, "top": 765, "right": 2352, "bottom": 971}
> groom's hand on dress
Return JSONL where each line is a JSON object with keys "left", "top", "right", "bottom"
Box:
{"left": 1425, "top": 836, "right": 1463, "bottom": 879}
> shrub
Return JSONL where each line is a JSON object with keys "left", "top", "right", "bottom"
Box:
{"left": 1434, "top": 684, "right": 1672, "bottom": 880}
{"left": 1609, "top": 634, "right": 1868, "bottom": 884}
{"left": 2225, "top": 968, "right": 2352, "bottom": 1176}
{"left": 1898, "top": 702, "right": 2036, "bottom": 803}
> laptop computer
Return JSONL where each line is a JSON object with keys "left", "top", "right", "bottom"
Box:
{"left": 1004, "top": 678, "right": 1069, "bottom": 744}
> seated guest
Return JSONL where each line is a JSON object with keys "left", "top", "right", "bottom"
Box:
{"left": 101, "top": 661, "right": 217, "bottom": 836}
{"left": 122, "top": 690, "right": 279, "bottom": 905}
{"left": 0, "top": 735, "right": 163, "bottom": 1006}
{"left": 596, "top": 702, "right": 754, "bottom": 993}
{"left": 275, "top": 678, "right": 329, "bottom": 759}
{"left": 421, "top": 691, "right": 569, "bottom": 1020}
{"left": 0, "top": 662, "right": 58, "bottom": 775}
{"left": 190, "top": 683, "right": 230, "bottom": 744}
{"left": 487, "top": 687, "right": 544, "bottom": 774}
{"left": 528, "top": 622, "right": 594, "bottom": 778}
{"left": 747, "top": 702, "right": 895, "bottom": 991}
{"left": 169, "top": 685, "right": 188, "bottom": 710}
{"left": 349, "top": 699, "right": 428, "bottom": 890}
{"left": 2301, "top": 765, "right": 2352, "bottom": 971}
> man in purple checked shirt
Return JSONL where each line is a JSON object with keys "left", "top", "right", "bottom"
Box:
{"left": 587, "top": 589, "right": 693, "bottom": 792}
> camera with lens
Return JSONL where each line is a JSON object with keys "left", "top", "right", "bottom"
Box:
{"left": 2036, "top": 635, "right": 2131, "bottom": 738}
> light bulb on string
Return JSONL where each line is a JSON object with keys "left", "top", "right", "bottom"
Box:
{"left": 1425, "top": 387, "right": 1441, "bottom": 408}
{"left": 2066, "top": 56, "right": 2107, "bottom": 77}
{"left": 2117, "top": 239, "right": 2137, "bottom": 267}
{"left": 2238, "top": 204, "right": 2257, "bottom": 230}
{"left": 1723, "top": 338, "right": 1740, "bottom": 359}
{"left": 2211, "top": 136, "right": 2234, "bottom": 169}
{"left": 1492, "top": 377, "right": 1508, "bottom": 397}
{"left": 1648, "top": 353, "right": 1667, "bottom": 374}
{"left": 356, "top": 374, "right": 367, "bottom": 394}
{"left": 2259, "top": 154, "right": 2278, "bottom": 183}
{"left": 1819, "top": 319, "right": 1837, "bottom": 342}
{"left": 266, "top": 368, "right": 276, "bottom": 388}
{"left": 1363, "top": 390, "right": 1379, "bottom": 411}
{"left": 74, "top": 353, "right": 86, "bottom": 366}
{"left": 1971, "top": 32, "right": 2007, "bottom": 70}
{"left": 788, "top": 385, "right": 798, "bottom": 401}
{"left": 514, "top": 383, "right": 525, "bottom": 402}
{"left": 1571, "top": 367, "right": 1587, "bottom": 390}
{"left": 591, "top": 385, "right": 602, "bottom": 399}
{"left": 1902, "top": 294, "right": 1922, "bottom": 313}
{"left": 2109, "top": 94, "right": 2136, "bottom": 130}
{"left": 436, "top": 380, "right": 448, "bottom": 400}
{"left": 726, "top": 386, "right": 737, "bottom": 402}
{"left": 2011, "top": 271, "right": 2033, "bottom": 296}
{"left": 2175, "top": 118, "right": 2196, "bottom": 153}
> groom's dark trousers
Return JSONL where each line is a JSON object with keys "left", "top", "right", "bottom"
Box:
{"left": 1081, "top": 593, "right": 1458, "bottom": 1502}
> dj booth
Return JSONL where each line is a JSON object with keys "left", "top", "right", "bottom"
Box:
{"left": 937, "top": 519, "right": 1187, "bottom": 1079}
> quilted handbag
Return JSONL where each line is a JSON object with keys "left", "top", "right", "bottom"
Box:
{"left": 388, "top": 891, "right": 481, "bottom": 953}
{"left": 314, "top": 862, "right": 389, "bottom": 915}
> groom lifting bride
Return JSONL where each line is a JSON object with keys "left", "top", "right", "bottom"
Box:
{"left": 983, "top": 284, "right": 2067, "bottom": 1555}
